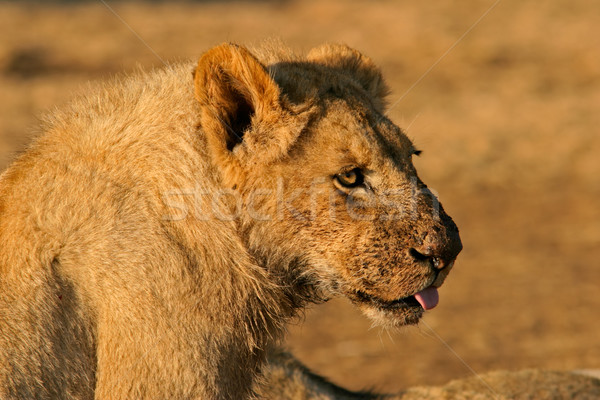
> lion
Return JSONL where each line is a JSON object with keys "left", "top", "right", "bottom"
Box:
{"left": 0, "top": 42, "right": 463, "bottom": 398}
{"left": 257, "top": 350, "right": 600, "bottom": 399}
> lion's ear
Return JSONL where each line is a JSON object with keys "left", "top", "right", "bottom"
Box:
{"left": 195, "top": 43, "right": 299, "bottom": 185}
{"left": 307, "top": 44, "right": 390, "bottom": 113}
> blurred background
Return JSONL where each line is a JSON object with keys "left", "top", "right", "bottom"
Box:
{"left": 1, "top": 0, "right": 598, "bottom": 393}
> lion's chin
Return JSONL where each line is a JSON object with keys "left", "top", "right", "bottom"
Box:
{"left": 359, "top": 302, "right": 424, "bottom": 328}
{"left": 350, "top": 290, "right": 429, "bottom": 328}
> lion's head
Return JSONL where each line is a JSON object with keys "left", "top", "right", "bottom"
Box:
{"left": 193, "top": 43, "right": 462, "bottom": 327}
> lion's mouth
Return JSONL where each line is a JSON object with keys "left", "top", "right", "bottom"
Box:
{"left": 353, "top": 286, "right": 439, "bottom": 311}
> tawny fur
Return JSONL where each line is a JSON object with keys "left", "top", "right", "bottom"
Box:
{"left": 257, "top": 352, "right": 600, "bottom": 400}
{"left": 5, "top": 41, "right": 591, "bottom": 400}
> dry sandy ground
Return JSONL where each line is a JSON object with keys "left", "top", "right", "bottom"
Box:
{"left": 1, "top": 0, "right": 599, "bottom": 394}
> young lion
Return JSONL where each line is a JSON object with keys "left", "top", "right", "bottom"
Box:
{"left": 258, "top": 351, "right": 600, "bottom": 399}
{"left": 0, "top": 43, "right": 462, "bottom": 399}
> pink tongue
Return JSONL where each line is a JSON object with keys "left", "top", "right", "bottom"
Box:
{"left": 414, "top": 287, "right": 439, "bottom": 310}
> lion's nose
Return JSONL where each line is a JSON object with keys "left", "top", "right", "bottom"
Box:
{"left": 409, "top": 247, "right": 448, "bottom": 270}
{"left": 409, "top": 227, "right": 462, "bottom": 270}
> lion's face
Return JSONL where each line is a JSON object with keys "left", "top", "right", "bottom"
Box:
{"left": 251, "top": 99, "right": 461, "bottom": 327}
{"left": 194, "top": 43, "right": 461, "bottom": 327}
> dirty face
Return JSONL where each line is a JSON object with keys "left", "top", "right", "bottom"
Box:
{"left": 252, "top": 98, "right": 462, "bottom": 327}
{"left": 194, "top": 43, "right": 462, "bottom": 327}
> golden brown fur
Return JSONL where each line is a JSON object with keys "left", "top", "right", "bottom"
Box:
{"left": 258, "top": 352, "right": 600, "bottom": 400}
{"left": 0, "top": 43, "right": 463, "bottom": 398}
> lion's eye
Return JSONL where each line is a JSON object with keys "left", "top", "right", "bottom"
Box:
{"left": 335, "top": 168, "right": 364, "bottom": 188}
